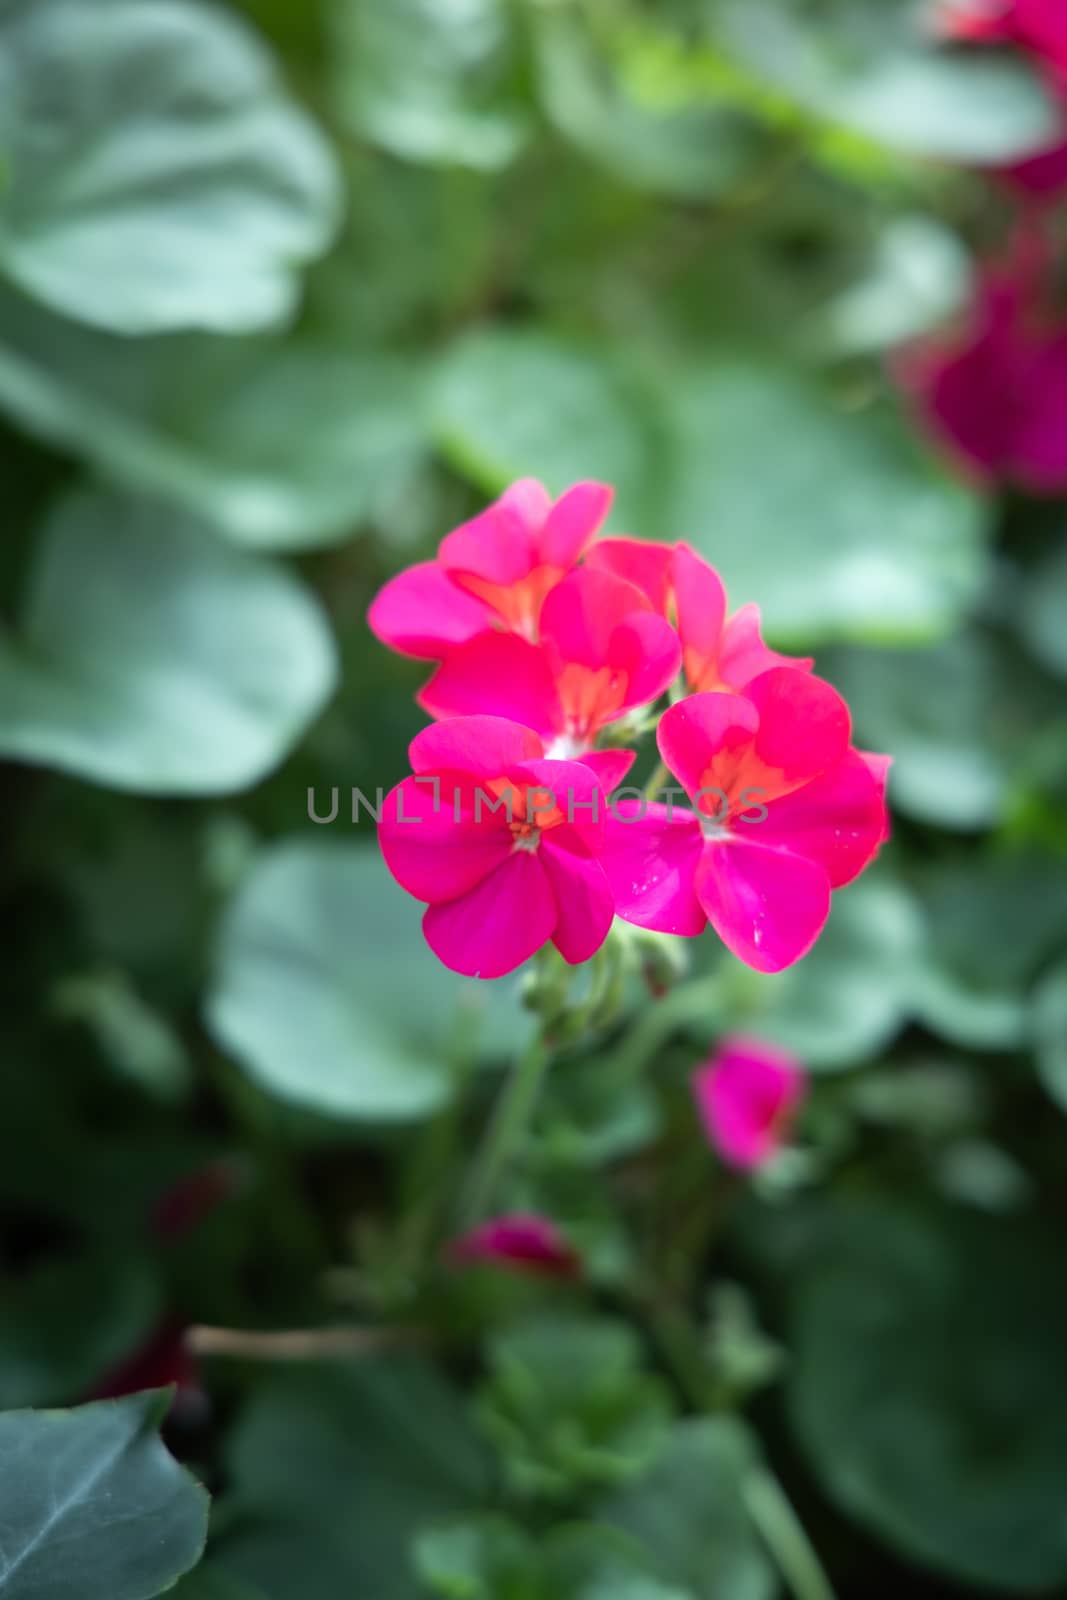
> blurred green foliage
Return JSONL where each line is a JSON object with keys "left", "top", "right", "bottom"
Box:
{"left": 2, "top": 1, "right": 1067, "bottom": 1597}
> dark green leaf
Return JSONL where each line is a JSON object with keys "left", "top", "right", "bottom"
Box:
{"left": 206, "top": 840, "right": 532, "bottom": 1121}
{"left": 0, "top": 1391, "right": 208, "bottom": 1599}
{"left": 0, "top": 0, "right": 341, "bottom": 332}
{"left": 0, "top": 491, "right": 338, "bottom": 793}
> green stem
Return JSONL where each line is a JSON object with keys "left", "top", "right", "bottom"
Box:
{"left": 643, "top": 758, "right": 669, "bottom": 802}
{"left": 743, "top": 1466, "right": 838, "bottom": 1600}
{"left": 460, "top": 1028, "right": 552, "bottom": 1225}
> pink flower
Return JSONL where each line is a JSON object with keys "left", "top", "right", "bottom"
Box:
{"left": 379, "top": 715, "right": 630, "bottom": 978}
{"left": 600, "top": 672, "right": 889, "bottom": 973}
{"left": 938, "top": 1, "right": 1067, "bottom": 197}
{"left": 587, "top": 538, "right": 810, "bottom": 694}
{"left": 418, "top": 567, "right": 682, "bottom": 752}
{"left": 896, "top": 233, "right": 1067, "bottom": 491}
{"left": 692, "top": 1037, "right": 806, "bottom": 1171}
{"left": 939, "top": 0, "right": 1067, "bottom": 72}
{"left": 447, "top": 1213, "right": 581, "bottom": 1278}
{"left": 368, "top": 479, "right": 613, "bottom": 658}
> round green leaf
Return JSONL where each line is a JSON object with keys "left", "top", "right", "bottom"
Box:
{"left": 1021, "top": 540, "right": 1067, "bottom": 680}
{"left": 1032, "top": 958, "right": 1067, "bottom": 1112}
{"left": 716, "top": 0, "right": 1059, "bottom": 162}
{"left": 0, "top": 291, "right": 428, "bottom": 549}
{"left": 433, "top": 329, "right": 660, "bottom": 537}
{"left": 205, "top": 841, "right": 531, "bottom": 1122}
{"left": 434, "top": 331, "right": 988, "bottom": 644}
{"left": 0, "top": 492, "right": 338, "bottom": 793}
{"left": 788, "top": 1203, "right": 1067, "bottom": 1591}
{"left": 598, "top": 1419, "right": 775, "bottom": 1600}
{"left": 0, "top": 1391, "right": 208, "bottom": 1599}
{"left": 825, "top": 628, "right": 1062, "bottom": 831}
{"left": 0, "top": 0, "right": 342, "bottom": 333}
{"left": 533, "top": 8, "right": 754, "bottom": 199}
{"left": 327, "top": 0, "right": 527, "bottom": 171}
{"left": 667, "top": 363, "right": 987, "bottom": 645}
{"left": 718, "top": 874, "right": 925, "bottom": 1071}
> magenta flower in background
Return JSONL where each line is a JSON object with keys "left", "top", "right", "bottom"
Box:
{"left": 602, "top": 672, "right": 889, "bottom": 973}
{"left": 447, "top": 1213, "right": 581, "bottom": 1278}
{"left": 692, "top": 1037, "right": 806, "bottom": 1172}
{"left": 896, "top": 232, "right": 1067, "bottom": 492}
{"left": 418, "top": 566, "right": 681, "bottom": 752}
{"left": 379, "top": 715, "right": 626, "bottom": 979}
{"left": 587, "top": 538, "right": 811, "bottom": 694}
{"left": 938, "top": 1, "right": 1067, "bottom": 197}
{"left": 368, "top": 477, "right": 613, "bottom": 658}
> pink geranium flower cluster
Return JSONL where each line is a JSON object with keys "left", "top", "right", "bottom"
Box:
{"left": 372, "top": 481, "right": 889, "bottom": 981}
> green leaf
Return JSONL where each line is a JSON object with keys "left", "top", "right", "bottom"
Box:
{"left": 824, "top": 631, "right": 1057, "bottom": 831}
{"left": 533, "top": 9, "right": 754, "bottom": 199}
{"left": 0, "top": 491, "right": 338, "bottom": 793}
{"left": 0, "top": 1390, "right": 208, "bottom": 1599}
{"left": 205, "top": 841, "right": 532, "bottom": 1121}
{"left": 787, "top": 1202, "right": 1067, "bottom": 1590}
{"left": 666, "top": 363, "right": 987, "bottom": 646}
{"left": 434, "top": 329, "right": 662, "bottom": 538}
{"left": 0, "top": 0, "right": 341, "bottom": 333}
{"left": 327, "top": 0, "right": 527, "bottom": 170}
{"left": 221, "top": 1356, "right": 490, "bottom": 1600}
{"left": 907, "top": 854, "right": 1067, "bottom": 1050}
{"left": 720, "top": 873, "right": 924, "bottom": 1071}
{"left": 598, "top": 1419, "right": 776, "bottom": 1600}
{"left": 1020, "top": 540, "right": 1067, "bottom": 681}
{"left": 54, "top": 969, "right": 192, "bottom": 1104}
{"left": 435, "top": 330, "right": 988, "bottom": 644}
{"left": 0, "top": 1252, "right": 161, "bottom": 1409}
{"left": 477, "top": 1314, "right": 675, "bottom": 1502}
{"left": 0, "top": 291, "right": 428, "bottom": 549}
{"left": 715, "top": 0, "right": 1059, "bottom": 162}
{"left": 1033, "top": 958, "right": 1067, "bottom": 1113}
{"left": 415, "top": 1518, "right": 695, "bottom": 1600}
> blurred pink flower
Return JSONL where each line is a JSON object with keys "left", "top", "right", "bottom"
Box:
{"left": 938, "top": 1, "right": 1067, "bottom": 197}
{"left": 896, "top": 230, "right": 1067, "bottom": 491}
{"left": 368, "top": 478, "right": 613, "bottom": 658}
{"left": 447, "top": 1213, "right": 581, "bottom": 1278}
{"left": 379, "top": 715, "right": 625, "bottom": 978}
{"left": 601, "top": 672, "right": 889, "bottom": 973}
{"left": 692, "top": 1037, "right": 806, "bottom": 1171}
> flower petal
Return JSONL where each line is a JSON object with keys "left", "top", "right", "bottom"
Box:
{"left": 439, "top": 479, "right": 550, "bottom": 585}
{"left": 585, "top": 537, "right": 675, "bottom": 614}
{"left": 540, "top": 567, "right": 652, "bottom": 667}
{"left": 540, "top": 843, "right": 615, "bottom": 965}
{"left": 423, "top": 850, "right": 556, "bottom": 978}
{"left": 717, "top": 603, "right": 813, "bottom": 690}
{"left": 409, "top": 715, "right": 544, "bottom": 780}
{"left": 692, "top": 1036, "right": 805, "bottom": 1171}
{"left": 510, "top": 757, "right": 608, "bottom": 851}
{"left": 601, "top": 800, "right": 707, "bottom": 936}
{"left": 379, "top": 775, "right": 512, "bottom": 904}
{"left": 539, "top": 481, "right": 614, "bottom": 568}
{"left": 696, "top": 838, "right": 831, "bottom": 973}
{"left": 744, "top": 667, "right": 852, "bottom": 783}
{"left": 756, "top": 751, "right": 887, "bottom": 889}
{"left": 673, "top": 543, "right": 727, "bottom": 687}
{"left": 447, "top": 1214, "right": 580, "bottom": 1278}
{"left": 368, "top": 562, "right": 492, "bottom": 659}
{"left": 610, "top": 612, "right": 683, "bottom": 714}
{"left": 657, "top": 693, "right": 759, "bottom": 805}
{"left": 418, "top": 632, "right": 562, "bottom": 736}
{"left": 576, "top": 748, "right": 637, "bottom": 794}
